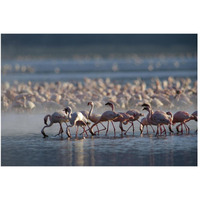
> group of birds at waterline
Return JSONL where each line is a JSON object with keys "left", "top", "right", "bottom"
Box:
{"left": 41, "top": 101, "right": 197, "bottom": 138}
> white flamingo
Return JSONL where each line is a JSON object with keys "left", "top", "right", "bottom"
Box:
{"left": 63, "top": 106, "right": 93, "bottom": 138}
{"left": 87, "top": 102, "right": 106, "bottom": 134}
{"left": 41, "top": 110, "right": 69, "bottom": 138}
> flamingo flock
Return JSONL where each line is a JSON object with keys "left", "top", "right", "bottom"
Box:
{"left": 1, "top": 77, "right": 197, "bottom": 138}
{"left": 41, "top": 101, "right": 197, "bottom": 138}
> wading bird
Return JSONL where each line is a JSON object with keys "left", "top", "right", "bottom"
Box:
{"left": 172, "top": 111, "right": 196, "bottom": 134}
{"left": 89, "top": 105, "right": 122, "bottom": 136}
{"left": 142, "top": 103, "right": 171, "bottom": 135}
{"left": 41, "top": 110, "right": 69, "bottom": 138}
{"left": 86, "top": 101, "right": 106, "bottom": 134}
{"left": 105, "top": 102, "right": 134, "bottom": 134}
{"left": 139, "top": 117, "right": 155, "bottom": 134}
{"left": 63, "top": 106, "right": 93, "bottom": 138}
{"left": 124, "top": 109, "right": 144, "bottom": 134}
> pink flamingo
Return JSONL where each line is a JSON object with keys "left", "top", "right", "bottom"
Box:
{"left": 89, "top": 105, "right": 122, "bottom": 136}
{"left": 105, "top": 102, "right": 134, "bottom": 134}
{"left": 191, "top": 111, "right": 197, "bottom": 121}
{"left": 41, "top": 111, "right": 69, "bottom": 138}
{"left": 191, "top": 111, "right": 197, "bottom": 132}
{"left": 139, "top": 117, "right": 155, "bottom": 134}
{"left": 124, "top": 109, "right": 144, "bottom": 134}
{"left": 87, "top": 101, "right": 106, "bottom": 134}
{"left": 172, "top": 111, "right": 196, "bottom": 134}
{"left": 142, "top": 103, "right": 171, "bottom": 135}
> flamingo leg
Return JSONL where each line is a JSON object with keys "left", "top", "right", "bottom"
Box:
{"left": 156, "top": 125, "right": 160, "bottom": 135}
{"left": 150, "top": 125, "right": 155, "bottom": 133}
{"left": 119, "top": 121, "right": 126, "bottom": 134}
{"left": 184, "top": 123, "right": 190, "bottom": 134}
{"left": 163, "top": 125, "right": 167, "bottom": 135}
{"left": 132, "top": 122, "right": 135, "bottom": 134}
{"left": 176, "top": 124, "right": 181, "bottom": 133}
{"left": 160, "top": 125, "right": 163, "bottom": 135}
{"left": 111, "top": 121, "right": 116, "bottom": 136}
{"left": 76, "top": 126, "right": 79, "bottom": 138}
{"left": 41, "top": 122, "right": 54, "bottom": 137}
{"left": 140, "top": 124, "right": 144, "bottom": 134}
{"left": 146, "top": 125, "right": 148, "bottom": 134}
{"left": 66, "top": 124, "right": 71, "bottom": 137}
{"left": 93, "top": 123, "right": 106, "bottom": 135}
{"left": 168, "top": 124, "right": 174, "bottom": 133}
{"left": 124, "top": 122, "right": 133, "bottom": 135}
{"left": 82, "top": 126, "right": 88, "bottom": 138}
{"left": 181, "top": 123, "right": 183, "bottom": 134}
{"left": 96, "top": 124, "right": 100, "bottom": 135}
{"left": 106, "top": 121, "right": 109, "bottom": 135}
{"left": 186, "top": 124, "right": 190, "bottom": 134}
{"left": 88, "top": 122, "right": 97, "bottom": 135}
{"left": 98, "top": 122, "right": 106, "bottom": 133}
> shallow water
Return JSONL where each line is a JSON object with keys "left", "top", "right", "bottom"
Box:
{"left": 1, "top": 113, "right": 197, "bottom": 166}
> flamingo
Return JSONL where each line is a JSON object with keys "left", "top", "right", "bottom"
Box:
{"left": 105, "top": 102, "right": 134, "bottom": 134}
{"left": 191, "top": 111, "right": 197, "bottom": 132}
{"left": 191, "top": 111, "right": 197, "bottom": 121}
{"left": 41, "top": 110, "right": 69, "bottom": 138}
{"left": 63, "top": 106, "right": 93, "bottom": 138}
{"left": 172, "top": 111, "right": 196, "bottom": 134}
{"left": 87, "top": 101, "right": 106, "bottom": 134}
{"left": 124, "top": 109, "right": 144, "bottom": 134}
{"left": 165, "top": 111, "right": 174, "bottom": 133}
{"left": 89, "top": 105, "right": 122, "bottom": 136}
{"left": 139, "top": 117, "right": 155, "bottom": 134}
{"left": 142, "top": 103, "right": 171, "bottom": 135}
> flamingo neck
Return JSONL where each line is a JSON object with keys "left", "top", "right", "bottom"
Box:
{"left": 88, "top": 103, "right": 94, "bottom": 118}
{"left": 110, "top": 103, "right": 115, "bottom": 112}
{"left": 67, "top": 108, "right": 72, "bottom": 120}
{"left": 147, "top": 107, "right": 153, "bottom": 121}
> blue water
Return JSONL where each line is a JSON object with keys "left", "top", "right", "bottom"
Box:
{"left": 1, "top": 56, "right": 197, "bottom": 84}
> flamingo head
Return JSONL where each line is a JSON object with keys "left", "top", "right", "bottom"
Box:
{"left": 141, "top": 103, "right": 151, "bottom": 108}
{"left": 87, "top": 101, "right": 93, "bottom": 106}
{"left": 142, "top": 107, "right": 149, "bottom": 112}
{"left": 63, "top": 106, "right": 72, "bottom": 113}
{"left": 105, "top": 102, "right": 113, "bottom": 106}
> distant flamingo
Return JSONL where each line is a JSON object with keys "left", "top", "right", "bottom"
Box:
{"left": 142, "top": 103, "right": 171, "bottom": 135}
{"left": 64, "top": 106, "right": 93, "bottom": 138}
{"left": 41, "top": 110, "right": 69, "bottom": 138}
{"left": 105, "top": 102, "right": 134, "bottom": 134}
{"left": 89, "top": 105, "right": 122, "bottom": 136}
{"left": 139, "top": 117, "right": 155, "bottom": 134}
{"left": 172, "top": 111, "right": 196, "bottom": 134}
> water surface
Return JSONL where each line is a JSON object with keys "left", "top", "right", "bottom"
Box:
{"left": 1, "top": 113, "right": 197, "bottom": 166}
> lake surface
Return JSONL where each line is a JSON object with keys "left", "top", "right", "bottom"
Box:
{"left": 1, "top": 113, "right": 197, "bottom": 166}
{"left": 1, "top": 56, "right": 197, "bottom": 85}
